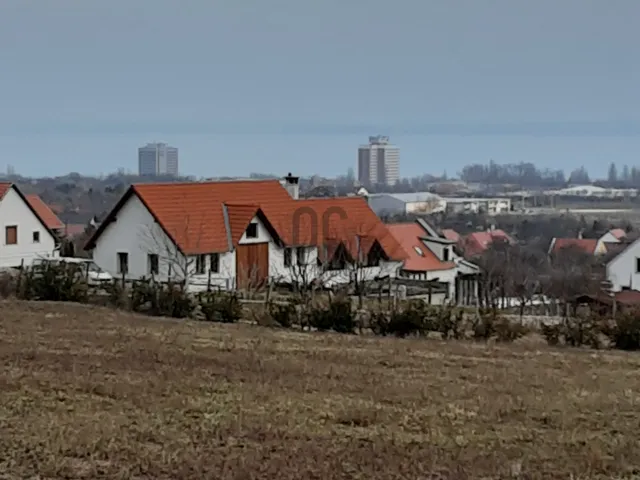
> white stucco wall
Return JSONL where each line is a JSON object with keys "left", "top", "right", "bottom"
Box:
{"left": 607, "top": 239, "right": 640, "bottom": 291}
{"left": 0, "top": 187, "right": 57, "bottom": 268}
{"left": 599, "top": 232, "right": 621, "bottom": 244}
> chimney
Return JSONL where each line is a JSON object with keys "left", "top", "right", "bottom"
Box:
{"left": 283, "top": 172, "right": 299, "bottom": 199}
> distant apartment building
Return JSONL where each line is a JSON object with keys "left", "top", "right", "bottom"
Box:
{"left": 138, "top": 143, "right": 179, "bottom": 176}
{"left": 357, "top": 136, "right": 400, "bottom": 187}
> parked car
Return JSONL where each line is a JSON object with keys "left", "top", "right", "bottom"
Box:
{"left": 31, "top": 257, "right": 113, "bottom": 285}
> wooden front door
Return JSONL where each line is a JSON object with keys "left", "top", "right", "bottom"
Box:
{"left": 236, "top": 243, "right": 269, "bottom": 290}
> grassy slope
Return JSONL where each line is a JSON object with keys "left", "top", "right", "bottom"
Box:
{"left": 1, "top": 300, "right": 639, "bottom": 479}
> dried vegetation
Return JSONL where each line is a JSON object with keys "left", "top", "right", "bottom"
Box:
{"left": 1, "top": 301, "right": 640, "bottom": 479}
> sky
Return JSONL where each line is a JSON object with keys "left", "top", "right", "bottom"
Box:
{"left": 0, "top": 0, "right": 639, "bottom": 179}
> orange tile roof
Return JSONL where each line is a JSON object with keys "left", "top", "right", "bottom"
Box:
{"left": 387, "top": 223, "right": 455, "bottom": 272}
{"left": 0, "top": 182, "right": 11, "bottom": 199}
{"left": 441, "top": 228, "right": 460, "bottom": 242}
{"left": 609, "top": 228, "right": 626, "bottom": 240}
{"left": 86, "top": 180, "right": 406, "bottom": 261}
{"left": 25, "top": 194, "right": 64, "bottom": 230}
{"left": 462, "top": 230, "right": 513, "bottom": 257}
{"left": 551, "top": 238, "right": 599, "bottom": 255}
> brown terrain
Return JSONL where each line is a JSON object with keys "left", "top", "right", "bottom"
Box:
{"left": 1, "top": 300, "right": 640, "bottom": 479}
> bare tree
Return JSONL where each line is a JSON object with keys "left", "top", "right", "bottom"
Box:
{"left": 546, "top": 245, "right": 604, "bottom": 318}
{"left": 139, "top": 214, "right": 207, "bottom": 290}
{"left": 505, "top": 245, "right": 548, "bottom": 319}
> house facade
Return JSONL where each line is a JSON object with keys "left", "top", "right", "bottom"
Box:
{"left": 606, "top": 238, "right": 640, "bottom": 292}
{"left": 387, "top": 219, "right": 480, "bottom": 305}
{"left": 0, "top": 183, "right": 59, "bottom": 268}
{"left": 599, "top": 228, "right": 626, "bottom": 244}
{"left": 84, "top": 177, "right": 405, "bottom": 291}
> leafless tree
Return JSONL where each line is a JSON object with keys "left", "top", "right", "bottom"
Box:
{"left": 139, "top": 214, "right": 207, "bottom": 290}
{"left": 505, "top": 245, "right": 548, "bottom": 319}
{"left": 546, "top": 245, "right": 604, "bottom": 318}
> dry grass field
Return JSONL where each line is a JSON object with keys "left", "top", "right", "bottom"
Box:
{"left": 2, "top": 301, "right": 640, "bottom": 479}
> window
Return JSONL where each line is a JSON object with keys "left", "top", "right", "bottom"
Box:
{"left": 210, "top": 253, "right": 220, "bottom": 273}
{"left": 296, "top": 247, "right": 306, "bottom": 265}
{"left": 195, "top": 254, "right": 206, "bottom": 274}
{"left": 147, "top": 254, "right": 159, "bottom": 275}
{"left": 117, "top": 252, "right": 128, "bottom": 274}
{"left": 413, "top": 246, "right": 424, "bottom": 256}
{"left": 245, "top": 222, "right": 258, "bottom": 239}
{"left": 5, "top": 226, "right": 17, "bottom": 245}
{"left": 284, "top": 247, "right": 293, "bottom": 267}
{"left": 32, "top": 231, "right": 40, "bottom": 243}
{"left": 636, "top": 257, "right": 640, "bottom": 274}
{"left": 443, "top": 248, "right": 450, "bottom": 262}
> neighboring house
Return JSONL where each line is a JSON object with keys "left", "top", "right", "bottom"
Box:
{"left": 460, "top": 229, "right": 514, "bottom": 258}
{"left": 387, "top": 219, "right": 480, "bottom": 305}
{"left": 0, "top": 183, "right": 59, "bottom": 268}
{"left": 599, "top": 228, "right": 627, "bottom": 244}
{"left": 606, "top": 237, "right": 640, "bottom": 292}
{"left": 548, "top": 238, "right": 607, "bottom": 256}
{"left": 367, "top": 192, "right": 446, "bottom": 217}
{"left": 441, "top": 228, "right": 460, "bottom": 243}
{"left": 25, "top": 194, "right": 65, "bottom": 234}
{"left": 84, "top": 177, "right": 406, "bottom": 291}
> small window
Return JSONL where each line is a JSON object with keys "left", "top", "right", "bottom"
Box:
{"left": 117, "top": 252, "right": 128, "bottom": 274}
{"left": 636, "top": 257, "right": 640, "bottom": 274}
{"left": 296, "top": 247, "right": 306, "bottom": 265}
{"left": 147, "top": 253, "right": 159, "bottom": 275}
{"left": 32, "top": 231, "right": 40, "bottom": 243}
{"left": 413, "top": 246, "right": 424, "bottom": 256}
{"left": 284, "top": 247, "right": 293, "bottom": 267}
{"left": 443, "top": 248, "right": 450, "bottom": 262}
{"left": 210, "top": 253, "right": 220, "bottom": 273}
{"left": 195, "top": 254, "right": 206, "bottom": 274}
{"left": 5, "top": 225, "right": 17, "bottom": 245}
{"left": 245, "top": 222, "right": 258, "bottom": 239}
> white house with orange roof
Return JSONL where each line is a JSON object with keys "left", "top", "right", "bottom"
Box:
{"left": 84, "top": 174, "right": 406, "bottom": 291}
{"left": 386, "top": 219, "right": 480, "bottom": 305}
{"left": 0, "top": 183, "right": 59, "bottom": 268}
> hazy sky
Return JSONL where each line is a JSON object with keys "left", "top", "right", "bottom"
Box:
{"left": 1, "top": 0, "right": 638, "bottom": 178}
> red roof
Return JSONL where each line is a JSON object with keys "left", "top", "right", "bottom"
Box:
{"left": 441, "top": 228, "right": 460, "bottom": 242}
{"left": 387, "top": 223, "right": 455, "bottom": 272}
{"left": 550, "top": 238, "right": 600, "bottom": 255}
{"left": 86, "top": 180, "right": 405, "bottom": 261}
{"left": 462, "top": 230, "right": 513, "bottom": 257}
{"left": 609, "top": 228, "right": 626, "bottom": 240}
{"left": 0, "top": 182, "right": 11, "bottom": 199}
{"left": 25, "top": 194, "right": 64, "bottom": 230}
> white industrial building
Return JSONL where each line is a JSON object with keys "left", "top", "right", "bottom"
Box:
{"left": 444, "top": 197, "right": 511, "bottom": 215}
{"left": 366, "top": 192, "right": 446, "bottom": 217}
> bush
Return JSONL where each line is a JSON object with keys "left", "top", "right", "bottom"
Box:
{"left": 472, "top": 309, "right": 527, "bottom": 342}
{"left": 20, "top": 262, "right": 88, "bottom": 303}
{"left": 433, "top": 305, "right": 465, "bottom": 340}
{"left": 268, "top": 301, "right": 297, "bottom": 328}
{"left": 607, "top": 311, "right": 640, "bottom": 351}
{"left": 308, "top": 296, "right": 355, "bottom": 334}
{"left": 198, "top": 291, "right": 242, "bottom": 323}
{"left": 372, "top": 301, "right": 430, "bottom": 338}
{"left": 0, "top": 271, "right": 17, "bottom": 298}
{"left": 541, "top": 315, "right": 602, "bottom": 349}
{"left": 157, "top": 284, "right": 195, "bottom": 318}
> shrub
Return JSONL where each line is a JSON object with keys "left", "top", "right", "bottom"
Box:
{"left": 0, "top": 271, "right": 17, "bottom": 298}
{"left": 607, "top": 311, "right": 640, "bottom": 351}
{"left": 198, "top": 291, "right": 242, "bottom": 323}
{"left": 21, "top": 262, "right": 88, "bottom": 303}
{"left": 434, "top": 306, "right": 465, "bottom": 340}
{"left": 268, "top": 301, "right": 297, "bottom": 328}
{"left": 541, "top": 315, "right": 602, "bottom": 349}
{"left": 308, "top": 296, "right": 355, "bottom": 334}
{"left": 541, "top": 322, "right": 562, "bottom": 346}
{"left": 157, "top": 284, "right": 195, "bottom": 319}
